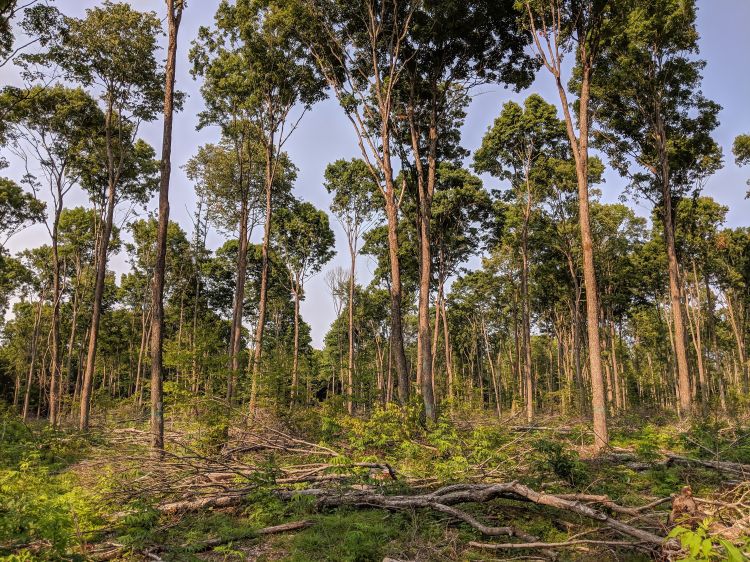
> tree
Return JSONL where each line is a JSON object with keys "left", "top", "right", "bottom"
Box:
{"left": 0, "top": 84, "right": 102, "bottom": 426}
{"left": 24, "top": 1, "right": 165, "bottom": 430}
{"left": 191, "top": 0, "right": 325, "bottom": 412}
{"left": 186, "top": 142, "right": 262, "bottom": 402}
{"left": 430, "top": 164, "right": 491, "bottom": 402}
{"left": 150, "top": 0, "right": 185, "bottom": 454}
{"left": 324, "top": 158, "right": 377, "bottom": 413}
{"left": 474, "top": 94, "right": 566, "bottom": 422}
{"left": 519, "top": 0, "right": 614, "bottom": 451}
{"left": 592, "top": 0, "right": 722, "bottom": 415}
{"left": 395, "top": 0, "right": 535, "bottom": 421}
{"left": 271, "top": 201, "right": 335, "bottom": 403}
{"left": 294, "top": 0, "right": 416, "bottom": 405}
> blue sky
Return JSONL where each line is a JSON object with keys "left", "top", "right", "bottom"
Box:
{"left": 2, "top": 0, "right": 749, "bottom": 347}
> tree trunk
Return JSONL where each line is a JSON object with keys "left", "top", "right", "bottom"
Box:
{"left": 149, "top": 0, "right": 182, "bottom": 453}
{"left": 657, "top": 116, "right": 691, "bottom": 414}
{"left": 291, "top": 284, "right": 301, "bottom": 403}
{"left": 250, "top": 146, "right": 274, "bottom": 413}
{"left": 48, "top": 201, "right": 63, "bottom": 427}
{"left": 23, "top": 296, "right": 44, "bottom": 421}
{"left": 346, "top": 247, "right": 356, "bottom": 414}
{"left": 383, "top": 180, "right": 410, "bottom": 406}
{"left": 555, "top": 64, "right": 608, "bottom": 451}
{"left": 228, "top": 191, "right": 249, "bottom": 403}
{"left": 521, "top": 193, "right": 533, "bottom": 424}
{"left": 79, "top": 176, "right": 115, "bottom": 431}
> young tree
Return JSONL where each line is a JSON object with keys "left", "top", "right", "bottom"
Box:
{"left": 324, "top": 158, "right": 377, "bottom": 413}
{"left": 592, "top": 0, "right": 722, "bottom": 414}
{"left": 271, "top": 201, "right": 335, "bottom": 403}
{"left": 474, "top": 94, "right": 566, "bottom": 422}
{"left": 0, "top": 85, "right": 102, "bottom": 426}
{"left": 519, "top": 0, "right": 614, "bottom": 450}
{"left": 430, "top": 164, "right": 491, "bottom": 402}
{"left": 150, "top": 0, "right": 185, "bottom": 453}
{"left": 191, "top": 0, "right": 325, "bottom": 412}
{"left": 186, "top": 142, "right": 262, "bottom": 402}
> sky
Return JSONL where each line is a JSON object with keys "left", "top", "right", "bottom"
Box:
{"left": 2, "top": 0, "right": 750, "bottom": 348}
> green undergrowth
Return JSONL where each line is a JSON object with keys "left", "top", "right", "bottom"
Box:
{"left": 0, "top": 405, "right": 105, "bottom": 561}
{"left": 2, "top": 399, "right": 750, "bottom": 560}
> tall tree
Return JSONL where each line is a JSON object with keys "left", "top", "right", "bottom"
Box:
{"left": 520, "top": 0, "right": 613, "bottom": 450}
{"left": 397, "top": 0, "right": 535, "bottom": 420}
{"left": 186, "top": 142, "right": 263, "bottom": 402}
{"left": 591, "top": 0, "right": 722, "bottom": 414}
{"left": 191, "top": 0, "right": 325, "bottom": 412}
{"left": 324, "top": 158, "right": 377, "bottom": 413}
{"left": 271, "top": 200, "right": 335, "bottom": 403}
{"left": 294, "top": 0, "right": 416, "bottom": 404}
{"left": 150, "top": 0, "right": 185, "bottom": 454}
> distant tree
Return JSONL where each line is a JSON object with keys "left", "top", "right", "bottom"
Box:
{"left": 191, "top": 0, "right": 325, "bottom": 412}
{"left": 0, "top": 84, "right": 102, "bottom": 426}
{"left": 272, "top": 201, "right": 334, "bottom": 403}
{"left": 324, "top": 158, "right": 377, "bottom": 413}
{"left": 430, "top": 164, "right": 491, "bottom": 402}
{"left": 475, "top": 94, "right": 566, "bottom": 422}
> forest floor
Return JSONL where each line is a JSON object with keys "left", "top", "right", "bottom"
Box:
{"left": 2, "top": 398, "right": 750, "bottom": 561}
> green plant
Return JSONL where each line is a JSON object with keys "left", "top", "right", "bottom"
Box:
{"left": 668, "top": 520, "right": 746, "bottom": 561}
{"left": 533, "top": 438, "right": 587, "bottom": 487}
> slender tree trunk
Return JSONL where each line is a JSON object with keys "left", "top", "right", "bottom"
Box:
{"left": 657, "top": 123, "right": 691, "bottom": 414}
{"left": 291, "top": 284, "right": 301, "bottom": 403}
{"left": 250, "top": 147, "right": 274, "bottom": 413}
{"left": 347, "top": 243, "right": 356, "bottom": 414}
{"left": 149, "top": 0, "right": 182, "bottom": 453}
{"left": 383, "top": 178, "right": 410, "bottom": 405}
{"left": 408, "top": 111, "right": 437, "bottom": 421}
{"left": 229, "top": 193, "right": 249, "bottom": 403}
{"left": 23, "top": 296, "right": 44, "bottom": 421}
{"left": 79, "top": 180, "right": 115, "bottom": 430}
{"left": 521, "top": 193, "right": 533, "bottom": 423}
{"left": 48, "top": 204, "right": 63, "bottom": 427}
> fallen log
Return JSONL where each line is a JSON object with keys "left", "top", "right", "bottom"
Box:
{"left": 666, "top": 454, "right": 750, "bottom": 476}
{"left": 275, "top": 481, "right": 677, "bottom": 553}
